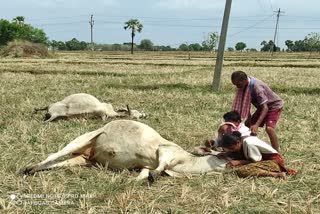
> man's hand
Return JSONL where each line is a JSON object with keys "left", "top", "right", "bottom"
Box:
{"left": 204, "top": 139, "right": 214, "bottom": 148}
{"left": 250, "top": 124, "right": 259, "bottom": 135}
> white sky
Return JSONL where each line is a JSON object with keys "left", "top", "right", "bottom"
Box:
{"left": 1, "top": 0, "right": 320, "bottom": 49}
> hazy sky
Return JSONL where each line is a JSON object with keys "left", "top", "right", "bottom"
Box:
{"left": 1, "top": 0, "right": 320, "bottom": 49}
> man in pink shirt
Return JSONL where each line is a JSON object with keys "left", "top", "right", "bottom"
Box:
{"left": 231, "top": 70, "right": 283, "bottom": 151}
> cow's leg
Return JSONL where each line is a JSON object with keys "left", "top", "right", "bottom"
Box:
{"left": 22, "top": 128, "right": 103, "bottom": 176}
{"left": 149, "top": 153, "right": 171, "bottom": 183}
{"left": 154, "top": 161, "right": 167, "bottom": 173}
{"left": 23, "top": 151, "right": 92, "bottom": 176}
{"left": 135, "top": 168, "right": 150, "bottom": 181}
{"left": 24, "top": 155, "right": 92, "bottom": 175}
{"left": 154, "top": 148, "right": 174, "bottom": 172}
{"left": 39, "top": 155, "right": 92, "bottom": 171}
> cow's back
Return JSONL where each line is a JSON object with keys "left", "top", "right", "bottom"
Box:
{"left": 61, "top": 93, "right": 103, "bottom": 115}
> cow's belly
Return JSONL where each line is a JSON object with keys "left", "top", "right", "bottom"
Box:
{"left": 92, "top": 133, "right": 159, "bottom": 170}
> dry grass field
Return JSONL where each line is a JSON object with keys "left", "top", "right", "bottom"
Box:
{"left": 0, "top": 51, "right": 319, "bottom": 213}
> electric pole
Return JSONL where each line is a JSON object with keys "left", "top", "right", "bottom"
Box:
{"left": 89, "top": 15, "right": 94, "bottom": 51}
{"left": 271, "top": 8, "right": 284, "bottom": 56}
{"left": 212, "top": 0, "right": 232, "bottom": 91}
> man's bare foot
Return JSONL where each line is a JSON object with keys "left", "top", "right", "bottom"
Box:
{"left": 277, "top": 172, "right": 287, "bottom": 180}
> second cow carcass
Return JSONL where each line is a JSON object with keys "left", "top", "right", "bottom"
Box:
{"left": 32, "top": 93, "right": 146, "bottom": 122}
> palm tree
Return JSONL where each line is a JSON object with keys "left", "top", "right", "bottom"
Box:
{"left": 124, "top": 19, "right": 143, "bottom": 54}
{"left": 13, "top": 16, "right": 25, "bottom": 26}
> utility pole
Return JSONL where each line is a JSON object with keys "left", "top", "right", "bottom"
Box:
{"left": 212, "top": 0, "right": 232, "bottom": 91}
{"left": 89, "top": 14, "right": 94, "bottom": 51}
{"left": 271, "top": 8, "right": 284, "bottom": 56}
{"left": 186, "top": 42, "right": 191, "bottom": 60}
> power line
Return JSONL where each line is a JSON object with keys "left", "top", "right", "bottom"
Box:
{"left": 257, "top": 0, "right": 268, "bottom": 13}
{"left": 33, "top": 21, "right": 87, "bottom": 26}
{"left": 33, "top": 19, "right": 320, "bottom": 30}
{"left": 229, "top": 14, "right": 275, "bottom": 37}
{"left": 268, "top": 0, "right": 274, "bottom": 11}
{"left": 25, "top": 14, "right": 280, "bottom": 23}
{"left": 27, "top": 14, "right": 90, "bottom": 21}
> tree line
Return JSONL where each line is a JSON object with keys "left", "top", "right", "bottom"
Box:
{"left": 1, "top": 17, "right": 320, "bottom": 53}
{"left": 0, "top": 16, "right": 47, "bottom": 45}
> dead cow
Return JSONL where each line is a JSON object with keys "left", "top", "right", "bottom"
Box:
{"left": 22, "top": 120, "right": 227, "bottom": 181}
{"left": 32, "top": 93, "right": 146, "bottom": 122}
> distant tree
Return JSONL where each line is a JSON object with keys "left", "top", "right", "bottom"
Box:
{"left": 284, "top": 33, "right": 320, "bottom": 52}
{"left": 189, "top": 43, "right": 202, "bottom": 51}
{"left": 12, "top": 16, "right": 25, "bottom": 26}
{"left": 139, "top": 39, "right": 153, "bottom": 51}
{"left": 0, "top": 18, "right": 48, "bottom": 45}
{"left": 164, "top": 45, "right": 174, "bottom": 51}
{"left": 0, "top": 19, "right": 15, "bottom": 45}
{"left": 30, "top": 28, "right": 47, "bottom": 44}
{"left": 260, "top": 40, "right": 279, "bottom": 52}
{"left": 124, "top": 19, "right": 143, "bottom": 54}
{"left": 179, "top": 43, "right": 189, "bottom": 51}
{"left": 227, "top": 47, "right": 234, "bottom": 52}
{"left": 57, "top": 41, "right": 67, "bottom": 50}
{"left": 247, "top": 48, "right": 257, "bottom": 52}
{"left": 202, "top": 32, "right": 219, "bottom": 51}
{"left": 154, "top": 45, "right": 174, "bottom": 51}
{"left": 235, "top": 42, "right": 246, "bottom": 51}
{"left": 305, "top": 32, "right": 320, "bottom": 52}
{"left": 49, "top": 40, "right": 59, "bottom": 50}
{"left": 65, "top": 38, "right": 87, "bottom": 50}
{"left": 112, "top": 43, "right": 122, "bottom": 51}
{"left": 57, "top": 41, "right": 67, "bottom": 51}
{"left": 79, "top": 41, "right": 87, "bottom": 50}
{"left": 66, "top": 38, "right": 78, "bottom": 50}
{"left": 285, "top": 40, "right": 294, "bottom": 52}
{"left": 292, "top": 40, "right": 307, "bottom": 52}
{"left": 123, "top": 42, "right": 135, "bottom": 46}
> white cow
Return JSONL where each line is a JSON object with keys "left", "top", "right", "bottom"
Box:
{"left": 32, "top": 93, "right": 146, "bottom": 122}
{"left": 22, "top": 120, "right": 227, "bottom": 181}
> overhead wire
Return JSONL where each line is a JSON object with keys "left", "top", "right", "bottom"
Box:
{"left": 17, "top": 13, "right": 320, "bottom": 48}
{"left": 228, "top": 14, "right": 275, "bottom": 37}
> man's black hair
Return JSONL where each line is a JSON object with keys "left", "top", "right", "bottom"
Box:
{"left": 231, "top": 70, "right": 247, "bottom": 81}
{"left": 223, "top": 111, "right": 241, "bottom": 122}
{"left": 221, "top": 131, "right": 241, "bottom": 148}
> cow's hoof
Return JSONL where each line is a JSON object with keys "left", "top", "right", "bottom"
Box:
{"left": 148, "top": 172, "right": 162, "bottom": 184}
{"left": 43, "top": 113, "right": 51, "bottom": 121}
{"left": 148, "top": 172, "right": 155, "bottom": 184}
{"left": 19, "top": 166, "right": 36, "bottom": 176}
